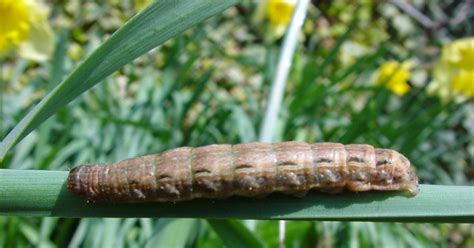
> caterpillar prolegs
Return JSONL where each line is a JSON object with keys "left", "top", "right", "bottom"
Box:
{"left": 67, "top": 142, "right": 419, "bottom": 202}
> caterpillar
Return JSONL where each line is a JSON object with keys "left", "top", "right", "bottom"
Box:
{"left": 67, "top": 142, "right": 419, "bottom": 202}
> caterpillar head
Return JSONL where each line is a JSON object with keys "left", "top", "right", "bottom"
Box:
{"left": 393, "top": 153, "right": 419, "bottom": 195}
{"left": 375, "top": 149, "right": 419, "bottom": 195}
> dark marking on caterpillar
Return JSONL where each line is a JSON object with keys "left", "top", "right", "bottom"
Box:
{"left": 315, "top": 158, "right": 333, "bottom": 163}
{"left": 348, "top": 157, "right": 365, "bottom": 163}
{"left": 67, "top": 142, "right": 419, "bottom": 202}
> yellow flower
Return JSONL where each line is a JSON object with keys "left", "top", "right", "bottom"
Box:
{"left": 429, "top": 37, "right": 474, "bottom": 100}
{"left": 0, "top": 0, "right": 31, "bottom": 53}
{"left": 0, "top": 0, "right": 53, "bottom": 61}
{"left": 443, "top": 37, "right": 474, "bottom": 70}
{"left": 452, "top": 70, "right": 474, "bottom": 97}
{"left": 253, "top": 0, "right": 297, "bottom": 41}
{"left": 266, "top": 0, "right": 297, "bottom": 26}
{"left": 374, "top": 60, "right": 413, "bottom": 96}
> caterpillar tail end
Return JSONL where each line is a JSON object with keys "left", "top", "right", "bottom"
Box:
{"left": 67, "top": 165, "right": 99, "bottom": 202}
{"left": 67, "top": 166, "right": 82, "bottom": 195}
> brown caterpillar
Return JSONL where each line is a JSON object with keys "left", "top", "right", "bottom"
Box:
{"left": 67, "top": 142, "right": 419, "bottom": 202}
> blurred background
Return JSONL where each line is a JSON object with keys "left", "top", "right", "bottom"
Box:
{"left": 1, "top": 0, "right": 473, "bottom": 247}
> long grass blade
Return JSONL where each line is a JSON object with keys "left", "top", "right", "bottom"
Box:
{"left": 259, "top": 0, "right": 310, "bottom": 143}
{"left": 146, "top": 219, "right": 198, "bottom": 248}
{"left": 207, "top": 219, "right": 265, "bottom": 248}
{"left": 0, "top": 0, "right": 239, "bottom": 161}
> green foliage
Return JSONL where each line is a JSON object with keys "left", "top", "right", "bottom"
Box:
{"left": 207, "top": 220, "right": 264, "bottom": 248}
{"left": 1, "top": 0, "right": 473, "bottom": 247}
{"left": 0, "top": 0, "right": 239, "bottom": 160}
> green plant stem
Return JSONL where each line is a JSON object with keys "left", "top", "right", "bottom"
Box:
{"left": 0, "top": 169, "right": 473, "bottom": 222}
{"left": 259, "top": 0, "right": 310, "bottom": 143}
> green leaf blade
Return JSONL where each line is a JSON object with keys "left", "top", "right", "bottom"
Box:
{"left": 207, "top": 219, "right": 265, "bottom": 248}
{"left": 1, "top": 169, "right": 473, "bottom": 222}
{"left": 0, "top": 0, "right": 239, "bottom": 161}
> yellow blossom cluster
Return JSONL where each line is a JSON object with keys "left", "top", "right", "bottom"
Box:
{"left": 253, "top": 0, "right": 297, "bottom": 41}
{"left": 374, "top": 60, "right": 413, "bottom": 96}
{"left": 374, "top": 38, "right": 473, "bottom": 99}
{"left": 429, "top": 38, "right": 474, "bottom": 99}
{"left": 266, "top": 0, "right": 297, "bottom": 26}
